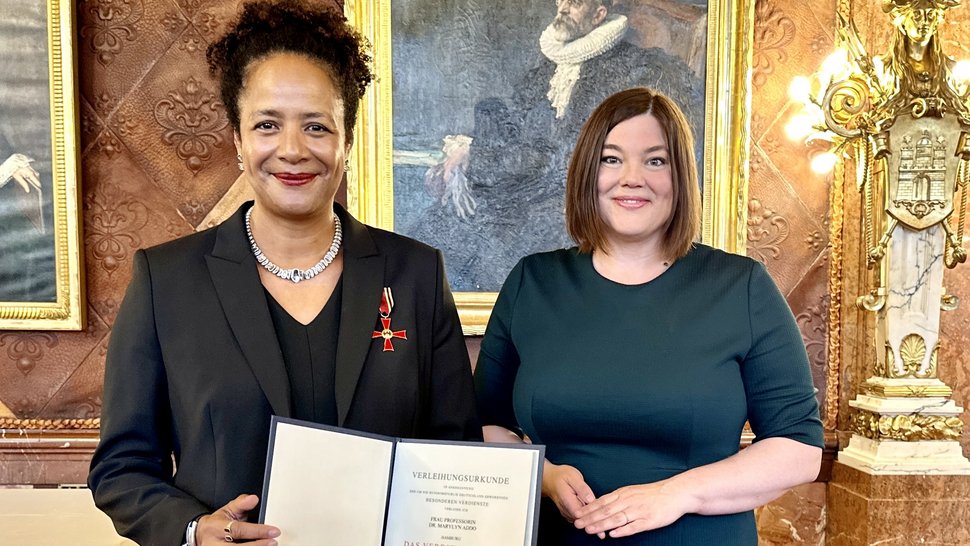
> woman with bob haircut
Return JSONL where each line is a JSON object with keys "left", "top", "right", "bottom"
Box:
{"left": 474, "top": 87, "right": 823, "bottom": 544}
{"left": 88, "top": 2, "right": 479, "bottom": 545}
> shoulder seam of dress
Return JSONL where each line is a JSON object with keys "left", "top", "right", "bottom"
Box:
{"left": 506, "top": 258, "right": 529, "bottom": 340}
{"left": 744, "top": 259, "right": 757, "bottom": 364}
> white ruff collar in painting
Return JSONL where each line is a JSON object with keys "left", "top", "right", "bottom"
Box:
{"left": 539, "top": 14, "right": 628, "bottom": 118}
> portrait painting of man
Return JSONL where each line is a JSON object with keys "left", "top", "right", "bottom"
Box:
{"left": 0, "top": 0, "right": 56, "bottom": 303}
{"left": 390, "top": 0, "right": 707, "bottom": 292}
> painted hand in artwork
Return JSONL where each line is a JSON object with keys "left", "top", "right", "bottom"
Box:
{"left": 0, "top": 153, "right": 41, "bottom": 193}
{"left": 424, "top": 134, "right": 476, "bottom": 219}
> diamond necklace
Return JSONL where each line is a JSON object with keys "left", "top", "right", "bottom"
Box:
{"left": 244, "top": 207, "right": 342, "bottom": 284}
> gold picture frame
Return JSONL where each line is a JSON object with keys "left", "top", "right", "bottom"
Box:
{"left": 346, "top": 0, "right": 752, "bottom": 334}
{"left": 0, "top": 0, "right": 84, "bottom": 330}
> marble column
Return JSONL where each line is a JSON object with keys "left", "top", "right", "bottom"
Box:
{"left": 839, "top": 224, "right": 970, "bottom": 473}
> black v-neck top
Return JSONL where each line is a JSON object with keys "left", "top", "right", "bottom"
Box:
{"left": 265, "top": 277, "right": 343, "bottom": 425}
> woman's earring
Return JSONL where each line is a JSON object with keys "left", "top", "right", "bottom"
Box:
{"left": 344, "top": 159, "right": 350, "bottom": 173}
{"left": 237, "top": 153, "right": 244, "bottom": 172}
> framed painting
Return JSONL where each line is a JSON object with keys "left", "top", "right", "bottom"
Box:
{"left": 346, "top": 0, "right": 751, "bottom": 334}
{"left": 0, "top": 0, "right": 84, "bottom": 330}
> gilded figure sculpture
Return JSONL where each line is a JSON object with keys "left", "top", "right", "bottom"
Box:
{"left": 796, "top": 0, "right": 970, "bottom": 472}
{"left": 823, "top": 0, "right": 969, "bottom": 282}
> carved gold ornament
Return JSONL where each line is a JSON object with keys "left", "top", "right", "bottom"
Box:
{"left": 851, "top": 410, "right": 963, "bottom": 441}
{"left": 0, "top": 418, "right": 99, "bottom": 430}
{"left": 899, "top": 333, "right": 926, "bottom": 375}
{"left": 821, "top": 76, "right": 873, "bottom": 138}
{"left": 788, "top": 1, "right": 970, "bottom": 271}
{"left": 864, "top": 382, "right": 953, "bottom": 397}
{"left": 882, "top": 334, "right": 940, "bottom": 378}
{"left": 876, "top": 343, "right": 890, "bottom": 376}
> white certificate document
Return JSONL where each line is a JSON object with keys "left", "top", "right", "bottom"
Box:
{"left": 260, "top": 420, "right": 394, "bottom": 546}
{"left": 384, "top": 440, "right": 541, "bottom": 546}
{"left": 259, "top": 417, "right": 543, "bottom": 546}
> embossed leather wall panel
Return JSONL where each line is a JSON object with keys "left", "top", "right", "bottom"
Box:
{"left": 747, "top": 0, "right": 838, "bottom": 428}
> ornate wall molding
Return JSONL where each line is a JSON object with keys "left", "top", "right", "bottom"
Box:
{"left": 154, "top": 77, "right": 229, "bottom": 174}
{"left": 751, "top": 0, "right": 796, "bottom": 88}
{"left": 84, "top": 182, "right": 150, "bottom": 275}
{"left": 80, "top": 0, "right": 144, "bottom": 67}
{"left": 0, "top": 418, "right": 99, "bottom": 430}
{"left": 747, "top": 197, "right": 791, "bottom": 262}
{"left": 0, "top": 333, "right": 59, "bottom": 376}
{"left": 825, "top": 161, "right": 845, "bottom": 430}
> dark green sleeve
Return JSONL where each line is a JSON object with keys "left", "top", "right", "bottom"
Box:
{"left": 474, "top": 259, "right": 525, "bottom": 431}
{"left": 741, "top": 261, "right": 824, "bottom": 448}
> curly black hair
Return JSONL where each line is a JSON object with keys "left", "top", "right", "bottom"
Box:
{"left": 206, "top": 0, "right": 373, "bottom": 135}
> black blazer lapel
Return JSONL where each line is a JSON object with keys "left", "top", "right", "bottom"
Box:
{"left": 333, "top": 204, "right": 384, "bottom": 426}
{"left": 205, "top": 204, "right": 291, "bottom": 418}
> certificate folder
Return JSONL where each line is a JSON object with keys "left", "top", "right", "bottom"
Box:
{"left": 259, "top": 416, "right": 543, "bottom": 546}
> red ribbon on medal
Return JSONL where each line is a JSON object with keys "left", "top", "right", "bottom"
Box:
{"left": 372, "top": 287, "right": 407, "bottom": 352}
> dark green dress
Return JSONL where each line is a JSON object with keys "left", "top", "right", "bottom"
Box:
{"left": 474, "top": 245, "right": 823, "bottom": 545}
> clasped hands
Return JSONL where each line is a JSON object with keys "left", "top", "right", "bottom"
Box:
{"left": 544, "top": 462, "right": 695, "bottom": 539}
{"left": 196, "top": 494, "right": 280, "bottom": 545}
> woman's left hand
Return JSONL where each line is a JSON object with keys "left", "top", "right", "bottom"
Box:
{"left": 571, "top": 481, "right": 696, "bottom": 538}
{"left": 197, "top": 494, "right": 280, "bottom": 545}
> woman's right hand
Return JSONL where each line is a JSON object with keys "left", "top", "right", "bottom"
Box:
{"left": 196, "top": 494, "right": 281, "bottom": 545}
{"left": 542, "top": 462, "right": 596, "bottom": 522}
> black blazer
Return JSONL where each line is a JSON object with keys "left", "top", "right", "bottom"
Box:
{"left": 89, "top": 203, "right": 480, "bottom": 546}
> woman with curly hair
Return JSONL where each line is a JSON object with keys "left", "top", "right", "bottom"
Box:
{"left": 88, "top": 2, "right": 480, "bottom": 545}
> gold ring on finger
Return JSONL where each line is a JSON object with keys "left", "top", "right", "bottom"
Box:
{"left": 224, "top": 520, "right": 235, "bottom": 542}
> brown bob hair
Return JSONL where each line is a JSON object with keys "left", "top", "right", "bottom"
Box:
{"left": 565, "top": 87, "right": 701, "bottom": 259}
